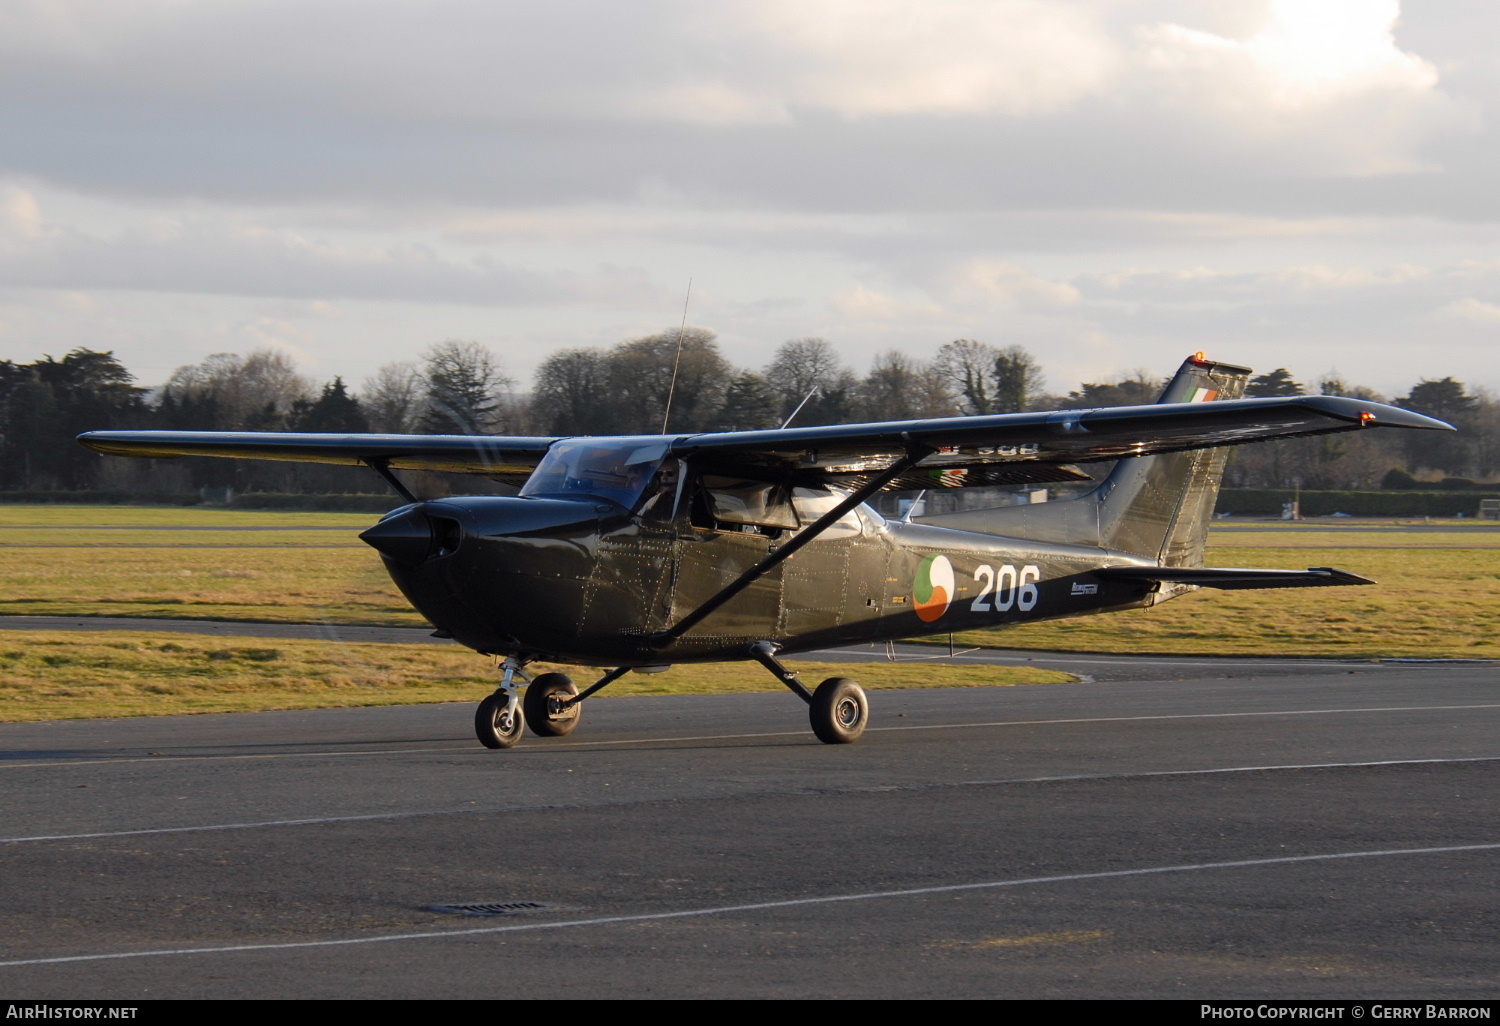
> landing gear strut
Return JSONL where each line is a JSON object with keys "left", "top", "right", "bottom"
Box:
{"left": 475, "top": 656, "right": 527, "bottom": 749}
{"left": 748, "top": 641, "right": 869, "bottom": 745}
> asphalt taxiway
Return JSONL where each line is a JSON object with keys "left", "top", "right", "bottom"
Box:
{"left": 0, "top": 655, "right": 1497, "bottom": 999}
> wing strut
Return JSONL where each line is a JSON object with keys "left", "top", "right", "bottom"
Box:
{"left": 650, "top": 442, "right": 935, "bottom": 647}
{"left": 362, "top": 457, "right": 417, "bottom": 504}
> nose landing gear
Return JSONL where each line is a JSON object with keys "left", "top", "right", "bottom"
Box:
{"left": 475, "top": 656, "right": 528, "bottom": 749}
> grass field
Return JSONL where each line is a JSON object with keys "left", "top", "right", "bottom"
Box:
{"left": 0, "top": 506, "right": 1496, "bottom": 660}
{"left": 0, "top": 630, "right": 1075, "bottom": 722}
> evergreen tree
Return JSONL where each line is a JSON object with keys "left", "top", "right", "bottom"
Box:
{"left": 291, "top": 378, "right": 369, "bottom": 433}
{"left": 1246, "top": 368, "right": 1305, "bottom": 397}
{"left": 718, "top": 372, "right": 779, "bottom": 431}
{"left": 991, "top": 345, "right": 1044, "bottom": 413}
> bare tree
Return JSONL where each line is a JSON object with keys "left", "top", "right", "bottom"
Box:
{"left": 159, "top": 349, "right": 312, "bottom": 429}
{"left": 420, "top": 341, "right": 516, "bottom": 435}
{"left": 607, "top": 327, "right": 731, "bottom": 434}
{"left": 531, "top": 348, "right": 613, "bottom": 435}
{"left": 764, "top": 338, "right": 856, "bottom": 425}
{"left": 934, "top": 339, "right": 1000, "bottom": 415}
{"left": 360, "top": 362, "right": 426, "bottom": 433}
{"left": 933, "top": 340, "right": 1043, "bottom": 414}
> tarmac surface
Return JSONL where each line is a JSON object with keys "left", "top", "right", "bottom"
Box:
{"left": 0, "top": 643, "right": 1496, "bottom": 999}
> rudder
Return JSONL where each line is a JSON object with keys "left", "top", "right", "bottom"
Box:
{"left": 1094, "top": 355, "right": 1250, "bottom": 566}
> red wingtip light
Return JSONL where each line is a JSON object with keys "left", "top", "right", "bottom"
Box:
{"left": 1359, "top": 411, "right": 1377, "bottom": 425}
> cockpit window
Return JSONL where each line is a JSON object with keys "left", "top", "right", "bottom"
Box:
{"left": 520, "top": 438, "right": 665, "bottom": 509}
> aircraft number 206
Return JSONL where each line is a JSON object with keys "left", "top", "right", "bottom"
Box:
{"left": 970, "top": 564, "right": 1041, "bottom": 612}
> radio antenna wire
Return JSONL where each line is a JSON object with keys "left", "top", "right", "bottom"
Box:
{"left": 661, "top": 278, "right": 693, "bottom": 434}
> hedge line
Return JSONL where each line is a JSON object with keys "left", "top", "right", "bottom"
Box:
{"left": 1217, "top": 489, "right": 1500, "bottom": 517}
{"left": 0, "top": 490, "right": 201, "bottom": 506}
{"left": 0, "top": 490, "right": 394, "bottom": 511}
{"left": 229, "top": 492, "right": 397, "bottom": 512}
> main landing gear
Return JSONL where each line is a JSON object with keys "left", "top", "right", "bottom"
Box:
{"left": 749, "top": 641, "right": 869, "bottom": 744}
{"left": 473, "top": 648, "right": 869, "bottom": 749}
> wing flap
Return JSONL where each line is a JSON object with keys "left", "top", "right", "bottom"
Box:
{"left": 1094, "top": 565, "right": 1374, "bottom": 589}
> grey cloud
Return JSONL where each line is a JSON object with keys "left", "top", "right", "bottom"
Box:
{"left": 0, "top": 215, "right": 660, "bottom": 306}
{"left": 0, "top": 1, "right": 1493, "bottom": 223}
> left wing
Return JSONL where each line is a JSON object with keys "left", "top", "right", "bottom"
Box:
{"left": 77, "top": 431, "right": 557, "bottom": 485}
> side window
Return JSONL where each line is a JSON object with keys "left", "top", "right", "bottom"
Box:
{"left": 693, "top": 476, "right": 798, "bottom": 533}
{"left": 791, "top": 487, "right": 862, "bottom": 539}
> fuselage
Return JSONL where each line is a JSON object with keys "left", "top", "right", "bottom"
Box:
{"left": 363, "top": 491, "right": 1163, "bottom": 665}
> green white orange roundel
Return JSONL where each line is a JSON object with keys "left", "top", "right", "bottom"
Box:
{"left": 913, "top": 554, "right": 955, "bottom": 622}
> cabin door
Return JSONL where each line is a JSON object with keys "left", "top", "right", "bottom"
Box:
{"left": 666, "top": 472, "right": 790, "bottom": 641}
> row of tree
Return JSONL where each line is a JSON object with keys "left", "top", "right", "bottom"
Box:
{"left": 1, "top": 332, "right": 1495, "bottom": 494}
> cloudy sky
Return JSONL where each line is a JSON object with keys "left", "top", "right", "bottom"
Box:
{"left": 1, "top": 0, "right": 1496, "bottom": 398}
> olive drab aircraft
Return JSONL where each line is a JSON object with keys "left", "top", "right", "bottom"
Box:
{"left": 79, "top": 354, "right": 1452, "bottom": 748}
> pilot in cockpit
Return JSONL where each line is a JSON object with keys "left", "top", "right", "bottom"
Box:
{"left": 638, "top": 460, "right": 680, "bottom": 520}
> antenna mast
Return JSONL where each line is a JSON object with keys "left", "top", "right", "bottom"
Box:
{"left": 660, "top": 278, "right": 693, "bottom": 434}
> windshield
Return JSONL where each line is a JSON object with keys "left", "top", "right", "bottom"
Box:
{"left": 520, "top": 438, "right": 666, "bottom": 509}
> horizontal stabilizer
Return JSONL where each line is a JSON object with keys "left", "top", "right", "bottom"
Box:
{"left": 1093, "top": 565, "right": 1374, "bottom": 589}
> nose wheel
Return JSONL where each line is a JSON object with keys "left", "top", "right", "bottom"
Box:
{"left": 475, "top": 655, "right": 530, "bottom": 749}
{"left": 475, "top": 691, "right": 525, "bottom": 749}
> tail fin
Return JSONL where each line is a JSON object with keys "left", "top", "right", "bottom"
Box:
{"left": 1097, "top": 355, "right": 1250, "bottom": 566}
{"left": 915, "top": 354, "right": 1250, "bottom": 566}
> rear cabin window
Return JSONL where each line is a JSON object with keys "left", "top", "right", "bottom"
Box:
{"left": 699, "top": 476, "right": 798, "bottom": 530}
{"left": 791, "top": 486, "right": 862, "bottom": 539}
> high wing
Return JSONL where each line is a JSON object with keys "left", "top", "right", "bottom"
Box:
{"left": 76, "top": 431, "right": 558, "bottom": 486}
{"left": 78, "top": 394, "right": 1450, "bottom": 491}
{"left": 669, "top": 393, "right": 1451, "bottom": 485}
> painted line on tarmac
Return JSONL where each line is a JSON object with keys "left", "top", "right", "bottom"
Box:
{"left": 5, "top": 702, "right": 1500, "bottom": 771}
{"left": 2, "top": 841, "right": 1497, "bottom": 969}
{"left": 5, "top": 754, "right": 1498, "bottom": 847}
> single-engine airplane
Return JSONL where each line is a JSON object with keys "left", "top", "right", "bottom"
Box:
{"left": 79, "top": 354, "right": 1451, "bottom": 748}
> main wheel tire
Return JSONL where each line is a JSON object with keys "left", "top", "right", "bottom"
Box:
{"left": 475, "top": 692, "right": 525, "bottom": 749}
{"left": 523, "top": 672, "right": 581, "bottom": 737}
{"left": 809, "top": 677, "right": 868, "bottom": 744}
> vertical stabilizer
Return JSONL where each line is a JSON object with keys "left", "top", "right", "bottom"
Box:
{"left": 1095, "top": 355, "right": 1250, "bottom": 566}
